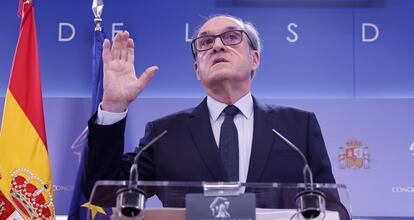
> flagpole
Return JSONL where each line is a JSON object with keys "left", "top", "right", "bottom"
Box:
{"left": 70, "top": 0, "right": 105, "bottom": 161}
{"left": 1, "top": 0, "right": 55, "bottom": 218}
{"left": 68, "top": 0, "right": 107, "bottom": 219}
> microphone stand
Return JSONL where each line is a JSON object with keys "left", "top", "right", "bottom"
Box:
{"left": 272, "top": 129, "right": 326, "bottom": 219}
{"left": 116, "top": 130, "right": 168, "bottom": 217}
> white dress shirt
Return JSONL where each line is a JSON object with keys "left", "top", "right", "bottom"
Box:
{"left": 96, "top": 92, "right": 254, "bottom": 182}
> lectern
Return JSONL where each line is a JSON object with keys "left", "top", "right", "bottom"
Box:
{"left": 87, "top": 181, "right": 351, "bottom": 220}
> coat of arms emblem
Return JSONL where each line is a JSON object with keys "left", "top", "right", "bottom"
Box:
{"left": 339, "top": 139, "right": 370, "bottom": 169}
{"left": 10, "top": 168, "right": 54, "bottom": 219}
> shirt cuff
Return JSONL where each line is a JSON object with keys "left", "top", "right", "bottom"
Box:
{"left": 95, "top": 103, "right": 128, "bottom": 125}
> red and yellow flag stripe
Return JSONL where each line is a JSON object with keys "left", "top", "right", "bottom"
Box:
{"left": 0, "top": 1, "right": 54, "bottom": 219}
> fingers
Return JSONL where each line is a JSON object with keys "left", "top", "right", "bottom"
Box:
{"left": 102, "top": 39, "right": 111, "bottom": 63}
{"left": 105, "top": 31, "right": 134, "bottom": 63}
{"left": 127, "top": 38, "right": 134, "bottom": 63}
{"left": 111, "top": 31, "right": 130, "bottom": 61}
{"left": 120, "top": 31, "right": 129, "bottom": 61}
{"left": 111, "top": 32, "right": 121, "bottom": 60}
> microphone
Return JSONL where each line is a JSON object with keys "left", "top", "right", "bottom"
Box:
{"left": 116, "top": 130, "right": 168, "bottom": 218}
{"left": 272, "top": 129, "right": 326, "bottom": 219}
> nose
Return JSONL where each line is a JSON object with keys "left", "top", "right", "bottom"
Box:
{"left": 211, "top": 37, "right": 226, "bottom": 52}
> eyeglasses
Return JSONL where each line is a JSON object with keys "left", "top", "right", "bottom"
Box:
{"left": 191, "top": 30, "right": 254, "bottom": 58}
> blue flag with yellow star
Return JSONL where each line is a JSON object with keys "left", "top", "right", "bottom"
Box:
{"left": 68, "top": 28, "right": 108, "bottom": 220}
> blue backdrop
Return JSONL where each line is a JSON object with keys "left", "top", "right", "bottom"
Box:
{"left": 0, "top": 0, "right": 413, "bottom": 217}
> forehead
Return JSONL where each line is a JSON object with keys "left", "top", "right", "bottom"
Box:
{"left": 198, "top": 16, "right": 244, "bottom": 36}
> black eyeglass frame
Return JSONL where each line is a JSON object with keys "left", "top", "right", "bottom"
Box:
{"left": 190, "top": 29, "right": 256, "bottom": 59}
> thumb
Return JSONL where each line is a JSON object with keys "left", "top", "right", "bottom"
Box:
{"left": 138, "top": 66, "right": 159, "bottom": 84}
{"left": 133, "top": 66, "right": 159, "bottom": 94}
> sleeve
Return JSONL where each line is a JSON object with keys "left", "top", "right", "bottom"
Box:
{"left": 96, "top": 103, "right": 128, "bottom": 125}
{"left": 81, "top": 113, "right": 131, "bottom": 199}
{"left": 306, "top": 113, "right": 348, "bottom": 218}
{"left": 135, "top": 121, "right": 157, "bottom": 181}
{"left": 306, "top": 112, "right": 336, "bottom": 184}
{"left": 81, "top": 113, "right": 158, "bottom": 199}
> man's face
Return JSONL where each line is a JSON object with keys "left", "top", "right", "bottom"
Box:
{"left": 194, "top": 16, "right": 260, "bottom": 91}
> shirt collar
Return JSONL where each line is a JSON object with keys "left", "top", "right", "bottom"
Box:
{"left": 207, "top": 92, "right": 253, "bottom": 121}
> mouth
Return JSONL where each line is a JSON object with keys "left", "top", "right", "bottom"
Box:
{"left": 212, "top": 57, "right": 229, "bottom": 66}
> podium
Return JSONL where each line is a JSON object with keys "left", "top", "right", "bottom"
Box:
{"left": 87, "top": 181, "right": 351, "bottom": 220}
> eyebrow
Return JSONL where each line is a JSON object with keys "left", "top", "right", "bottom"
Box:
{"left": 198, "top": 26, "right": 239, "bottom": 37}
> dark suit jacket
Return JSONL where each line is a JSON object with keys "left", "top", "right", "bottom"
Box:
{"left": 82, "top": 97, "right": 335, "bottom": 203}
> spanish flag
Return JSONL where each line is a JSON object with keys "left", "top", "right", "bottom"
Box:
{"left": 0, "top": 0, "right": 55, "bottom": 219}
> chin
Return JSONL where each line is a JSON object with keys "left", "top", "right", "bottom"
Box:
{"left": 209, "top": 71, "right": 234, "bottom": 81}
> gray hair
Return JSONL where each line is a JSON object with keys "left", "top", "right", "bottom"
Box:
{"left": 191, "top": 14, "right": 262, "bottom": 59}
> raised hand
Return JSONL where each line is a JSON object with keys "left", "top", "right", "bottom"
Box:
{"left": 101, "top": 31, "right": 159, "bottom": 112}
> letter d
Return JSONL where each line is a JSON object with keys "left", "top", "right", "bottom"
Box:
{"left": 58, "top": 22, "right": 75, "bottom": 42}
{"left": 362, "top": 23, "right": 379, "bottom": 42}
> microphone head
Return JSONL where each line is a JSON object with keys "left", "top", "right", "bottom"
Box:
{"left": 116, "top": 187, "right": 147, "bottom": 217}
{"left": 295, "top": 189, "right": 326, "bottom": 219}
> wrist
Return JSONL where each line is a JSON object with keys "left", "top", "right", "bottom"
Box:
{"left": 101, "top": 100, "right": 128, "bottom": 113}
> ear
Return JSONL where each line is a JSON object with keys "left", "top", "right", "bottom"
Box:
{"left": 194, "top": 61, "right": 201, "bottom": 81}
{"left": 251, "top": 50, "right": 260, "bottom": 73}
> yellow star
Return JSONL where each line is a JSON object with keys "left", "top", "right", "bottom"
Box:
{"left": 81, "top": 202, "right": 106, "bottom": 219}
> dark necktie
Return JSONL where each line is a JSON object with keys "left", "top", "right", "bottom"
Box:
{"left": 219, "top": 105, "right": 240, "bottom": 181}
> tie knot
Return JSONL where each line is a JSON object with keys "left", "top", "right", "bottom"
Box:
{"left": 223, "top": 105, "right": 239, "bottom": 117}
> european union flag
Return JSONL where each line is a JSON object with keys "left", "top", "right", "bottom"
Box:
{"left": 68, "top": 28, "right": 107, "bottom": 220}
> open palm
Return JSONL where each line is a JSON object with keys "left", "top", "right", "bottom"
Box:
{"left": 102, "top": 31, "right": 158, "bottom": 112}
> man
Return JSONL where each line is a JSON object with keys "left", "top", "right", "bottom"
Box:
{"left": 82, "top": 14, "right": 335, "bottom": 202}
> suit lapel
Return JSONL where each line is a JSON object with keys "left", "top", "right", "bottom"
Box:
{"left": 187, "top": 98, "right": 228, "bottom": 181}
{"left": 247, "top": 98, "right": 278, "bottom": 182}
